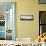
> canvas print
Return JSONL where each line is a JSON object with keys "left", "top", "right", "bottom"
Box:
{"left": 39, "top": 0, "right": 46, "bottom": 4}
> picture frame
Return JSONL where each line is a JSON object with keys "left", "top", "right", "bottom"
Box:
{"left": 39, "top": 0, "right": 46, "bottom": 4}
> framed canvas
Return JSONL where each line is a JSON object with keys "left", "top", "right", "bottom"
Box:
{"left": 39, "top": 0, "right": 46, "bottom": 4}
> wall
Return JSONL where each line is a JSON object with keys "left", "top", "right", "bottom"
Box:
{"left": 16, "top": 0, "right": 39, "bottom": 40}
{"left": 0, "top": 0, "right": 46, "bottom": 40}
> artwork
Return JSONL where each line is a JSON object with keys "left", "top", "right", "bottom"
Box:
{"left": 39, "top": 0, "right": 46, "bottom": 4}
